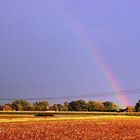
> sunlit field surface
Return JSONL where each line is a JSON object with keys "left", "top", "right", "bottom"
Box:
{"left": 0, "top": 115, "right": 140, "bottom": 140}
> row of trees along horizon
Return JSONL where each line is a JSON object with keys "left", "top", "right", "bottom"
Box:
{"left": 0, "top": 99, "right": 140, "bottom": 112}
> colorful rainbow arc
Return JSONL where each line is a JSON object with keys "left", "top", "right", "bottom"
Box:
{"left": 74, "top": 24, "right": 129, "bottom": 107}
{"left": 58, "top": 4, "right": 129, "bottom": 107}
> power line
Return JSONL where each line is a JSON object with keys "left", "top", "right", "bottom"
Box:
{"left": 0, "top": 88, "right": 140, "bottom": 101}
{"left": 0, "top": 75, "right": 140, "bottom": 90}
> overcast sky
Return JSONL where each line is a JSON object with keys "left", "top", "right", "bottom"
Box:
{"left": 0, "top": 1, "right": 140, "bottom": 107}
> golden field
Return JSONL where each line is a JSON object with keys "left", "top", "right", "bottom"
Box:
{"left": 0, "top": 115, "right": 140, "bottom": 140}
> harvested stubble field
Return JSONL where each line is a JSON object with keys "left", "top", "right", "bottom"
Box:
{"left": 0, "top": 116, "right": 140, "bottom": 140}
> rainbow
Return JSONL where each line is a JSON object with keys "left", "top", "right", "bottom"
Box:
{"left": 58, "top": 4, "right": 129, "bottom": 107}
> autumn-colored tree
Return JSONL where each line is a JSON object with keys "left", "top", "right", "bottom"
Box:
{"left": 125, "top": 106, "right": 135, "bottom": 112}
{"left": 1, "top": 104, "right": 13, "bottom": 111}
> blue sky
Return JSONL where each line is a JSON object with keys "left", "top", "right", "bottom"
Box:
{"left": 0, "top": 1, "right": 140, "bottom": 107}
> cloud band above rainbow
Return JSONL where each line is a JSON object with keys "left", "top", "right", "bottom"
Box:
{"left": 59, "top": 4, "right": 129, "bottom": 107}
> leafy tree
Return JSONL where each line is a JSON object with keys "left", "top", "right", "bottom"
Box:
{"left": 103, "top": 101, "right": 120, "bottom": 112}
{"left": 49, "top": 105, "right": 55, "bottom": 111}
{"left": 12, "top": 100, "right": 33, "bottom": 111}
{"left": 53, "top": 104, "right": 59, "bottom": 111}
{"left": 87, "top": 100, "right": 105, "bottom": 111}
{"left": 69, "top": 99, "right": 88, "bottom": 111}
{"left": 53, "top": 104, "right": 64, "bottom": 111}
{"left": 135, "top": 100, "right": 140, "bottom": 112}
{"left": 56, "top": 104, "right": 64, "bottom": 111}
{"left": 33, "top": 100, "right": 49, "bottom": 111}
{"left": 69, "top": 101, "right": 80, "bottom": 111}
{"left": 0, "top": 105, "right": 2, "bottom": 110}
{"left": 64, "top": 102, "right": 69, "bottom": 111}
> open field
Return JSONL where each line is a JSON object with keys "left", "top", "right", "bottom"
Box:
{"left": 0, "top": 115, "right": 140, "bottom": 139}
{"left": 1, "top": 111, "right": 140, "bottom": 116}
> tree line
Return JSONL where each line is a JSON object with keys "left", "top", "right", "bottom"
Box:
{"left": 0, "top": 99, "right": 140, "bottom": 112}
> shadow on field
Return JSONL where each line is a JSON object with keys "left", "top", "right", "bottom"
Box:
{"left": 35, "top": 114, "right": 54, "bottom": 117}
